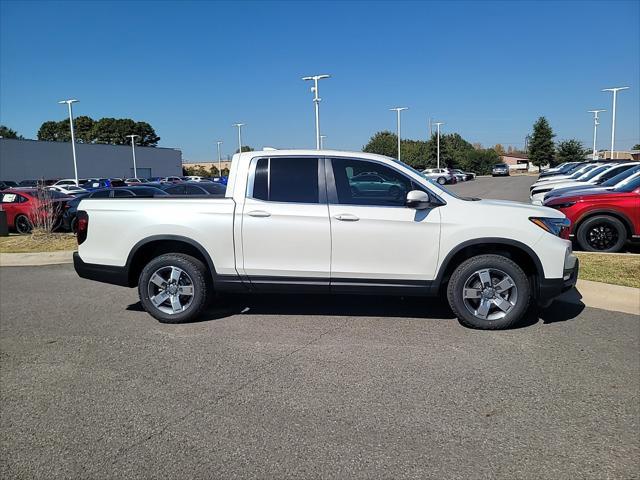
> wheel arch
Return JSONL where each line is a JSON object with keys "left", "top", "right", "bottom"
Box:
{"left": 434, "top": 238, "right": 544, "bottom": 296}
{"left": 125, "top": 235, "right": 217, "bottom": 287}
{"left": 574, "top": 209, "right": 634, "bottom": 239}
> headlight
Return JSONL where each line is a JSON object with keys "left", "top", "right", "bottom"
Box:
{"left": 550, "top": 201, "right": 576, "bottom": 208}
{"left": 530, "top": 217, "right": 571, "bottom": 238}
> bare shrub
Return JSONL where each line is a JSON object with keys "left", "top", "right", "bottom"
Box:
{"left": 28, "top": 186, "right": 64, "bottom": 235}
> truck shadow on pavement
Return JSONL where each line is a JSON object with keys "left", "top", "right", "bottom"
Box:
{"left": 127, "top": 288, "right": 586, "bottom": 329}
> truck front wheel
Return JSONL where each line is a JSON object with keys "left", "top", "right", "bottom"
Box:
{"left": 138, "top": 253, "right": 209, "bottom": 323}
{"left": 446, "top": 254, "right": 530, "bottom": 330}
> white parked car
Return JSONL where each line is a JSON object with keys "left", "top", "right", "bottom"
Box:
{"left": 422, "top": 168, "right": 453, "bottom": 185}
{"left": 531, "top": 162, "right": 639, "bottom": 204}
{"left": 47, "top": 185, "right": 88, "bottom": 196}
{"left": 73, "top": 149, "right": 578, "bottom": 330}
{"left": 54, "top": 178, "right": 82, "bottom": 186}
{"left": 530, "top": 164, "right": 600, "bottom": 191}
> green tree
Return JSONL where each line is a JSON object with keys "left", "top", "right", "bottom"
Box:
{"left": 37, "top": 120, "right": 68, "bottom": 141}
{"left": 632, "top": 144, "right": 640, "bottom": 150}
{"left": 235, "top": 146, "right": 254, "bottom": 153}
{"left": 528, "top": 117, "right": 555, "bottom": 168}
{"left": 460, "top": 148, "right": 500, "bottom": 175}
{"left": 423, "top": 132, "right": 474, "bottom": 168}
{"left": 0, "top": 125, "right": 22, "bottom": 139}
{"left": 74, "top": 116, "right": 95, "bottom": 143}
{"left": 555, "top": 139, "right": 585, "bottom": 165}
{"left": 133, "top": 121, "right": 160, "bottom": 146}
{"left": 363, "top": 131, "right": 398, "bottom": 158}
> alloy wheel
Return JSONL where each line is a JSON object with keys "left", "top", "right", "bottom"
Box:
{"left": 146, "top": 266, "right": 195, "bottom": 315}
{"left": 462, "top": 268, "right": 518, "bottom": 321}
{"left": 587, "top": 223, "right": 618, "bottom": 250}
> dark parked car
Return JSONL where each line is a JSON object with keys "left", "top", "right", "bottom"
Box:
{"left": 0, "top": 180, "right": 18, "bottom": 189}
{"left": 160, "top": 182, "right": 227, "bottom": 196}
{"left": 80, "top": 178, "right": 127, "bottom": 191}
{"left": 62, "top": 186, "right": 167, "bottom": 232}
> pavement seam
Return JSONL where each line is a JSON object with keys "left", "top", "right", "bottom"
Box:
{"left": 103, "top": 318, "right": 349, "bottom": 468}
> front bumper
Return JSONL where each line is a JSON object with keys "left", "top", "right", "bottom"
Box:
{"left": 537, "top": 256, "right": 579, "bottom": 304}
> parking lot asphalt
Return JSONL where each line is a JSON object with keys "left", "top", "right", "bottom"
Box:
{"left": 448, "top": 174, "right": 536, "bottom": 202}
{"left": 1, "top": 263, "right": 638, "bottom": 479}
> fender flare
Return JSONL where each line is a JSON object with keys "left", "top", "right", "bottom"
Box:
{"left": 434, "top": 237, "right": 546, "bottom": 287}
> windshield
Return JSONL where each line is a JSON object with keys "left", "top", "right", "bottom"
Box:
{"left": 564, "top": 163, "right": 586, "bottom": 174}
{"left": 613, "top": 173, "right": 640, "bottom": 192}
{"left": 570, "top": 165, "right": 597, "bottom": 179}
{"left": 602, "top": 165, "right": 640, "bottom": 187}
{"left": 579, "top": 165, "right": 610, "bottom": 181}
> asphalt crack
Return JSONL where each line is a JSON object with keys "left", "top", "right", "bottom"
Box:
{"left": 103, "top": 318, "right": 349, "bottom": 468}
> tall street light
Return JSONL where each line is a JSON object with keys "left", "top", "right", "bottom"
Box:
{"left": 602, "top": 86, "right": 629, "bottom": 159}
{"left": 233, "top": 123, "right": 245, "bottom": 156}
{"left": 320, "top": 135, "right": 326, "bottom": 149}
{"left": 216, "top": 141, "right": 223, "bottom": 176}
{"left": 126, "top": 134, "right": 139, "bottom": 178}
{"left": 434, "top": 122, "right": 444, "bottom": 168}
{"left": 587, "top": 110, "right": 605, "bottom": 161}
{"left": 58, "top": 99, "right": 79, "bottom": 185}
{"left": 302, "top": 74, "right": 330, "bottom": 149}
{"left": 389, "top": 107, "right": 408, "bottom": 161}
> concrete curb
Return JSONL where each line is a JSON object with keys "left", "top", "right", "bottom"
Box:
{"left": 570, "top": 279, "right": 640, "bottom": 316}
{"left": 0, "top": 252, "right": 637, "bottom": 315}
{"left": 0, "top": 250, "right": 74, "bottom": 267}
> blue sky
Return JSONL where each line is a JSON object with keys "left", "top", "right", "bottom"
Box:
{"left": 1, "top": 0, "right": 638, "bottom": 161}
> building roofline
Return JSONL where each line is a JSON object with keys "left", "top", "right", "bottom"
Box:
{"left": 0, "top": 137, "right": 182, "bottom": 152}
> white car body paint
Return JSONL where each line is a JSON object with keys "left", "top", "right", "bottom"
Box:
{"left": 77, "top": 149, "right": 575, "bottom": 287}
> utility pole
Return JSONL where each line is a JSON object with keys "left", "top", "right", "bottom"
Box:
{"left": 602, "top": 86, "right": 629, "bottom": 159}
{"left": 434, "top": 122, "right": 444, "bottom": 168}
{"left": 302, "top": 74, "right": 330, "bottom": 149}
{"left": 588, "top": 110, "right": 606, "bottom": 161}
{"left": 58, "top": 99, "right": 79, "bottom": 185}
{"left": 216, "top": 141, "right": 223, "bottom": 176}
{"left": 233, "top": 123, "right": 245, "bottom": 157}
{"left": 389, "top": 107, "right": 408, "bottom": 161}
{"left": 126, "top": 134, "right": 139, "bottom": 178}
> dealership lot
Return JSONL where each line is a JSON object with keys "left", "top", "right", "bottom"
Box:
{"left": 1, "top": 176, "right": 638, "bottom": 479}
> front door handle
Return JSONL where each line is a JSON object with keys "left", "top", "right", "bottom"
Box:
{"left": 247, "top": 210, "right": 271, "bottom": 218}
{"left": 334, "top": 214, "right": 359, "bottom": 222}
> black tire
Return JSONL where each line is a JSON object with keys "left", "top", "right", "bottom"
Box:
{"left": 138, "top": 253, "right": 210, "bottom": 323}
{"left": 14, "top": 214, "right": 32, "bottom": 234}
{"left": 576, "top": 215, "right": 627, "bottom": 253}
{"left": 447, "top": 254, "right": 530, "bottom": 330}
{"left": 437, "top": 177, "right": 446, "bottom": 185}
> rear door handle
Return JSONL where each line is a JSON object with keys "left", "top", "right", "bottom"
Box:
{"left": 247, "top": 210, "right": 271, "bottom": 218}
{"left": 334, "top": 214, "right": 359, "bottom": 222}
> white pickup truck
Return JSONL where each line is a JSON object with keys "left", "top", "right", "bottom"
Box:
{"left": 74, "top": 149, "right": 578, "bottom": 329}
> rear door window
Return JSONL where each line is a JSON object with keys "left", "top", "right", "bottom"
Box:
{"left": 252, "top": 157, "right": 320, "bottom": 204}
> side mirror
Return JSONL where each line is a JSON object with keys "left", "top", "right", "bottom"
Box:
{"left": 406, "top": 190, "right": 433, "bottom": 209}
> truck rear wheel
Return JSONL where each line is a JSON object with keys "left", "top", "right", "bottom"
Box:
{"left": 446, "top": 254, "right": 530, "bottom": 330}
{"left": 138, "top": 253, "right": 209, "bottom": 323}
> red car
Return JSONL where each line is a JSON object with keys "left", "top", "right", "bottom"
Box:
{"left": 544, "top": 174, "right": 640, "bottom": 252}
{"left": 0, "top": 188, "right": 72, "bottom": 234}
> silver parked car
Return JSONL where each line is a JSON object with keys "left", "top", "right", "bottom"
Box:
{"left": 422, "top": 168, "right": 453, "bottom": 185}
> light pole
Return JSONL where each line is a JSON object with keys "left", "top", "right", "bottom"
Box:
{"left": 302, "top": 74, "right": 330, "bottom": 149}
{"left": 389, "top": 107, "right": 408, "bottom": 161}
{"left": 587, "top": 110, "right": 606, "bottom": 161}
{"left": 602, "top": 86, "right": 629, "bottom": 159}
{"left": 434, "top": 122, "right": 444, "bottom": 168}
{"left": 58, "top": 99, "right": 79, "bottom": 185}
{"left": 126, "top": 134, "right": 139, "bottom": 178}
{"left": 233, "top": 123, "right": 245, "bottom": 156}
{"left": 216, "top": 141, "right": 223, "bottom": 176}
{"left": 320, "top": 135, "right": 326, "bottom": 149}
